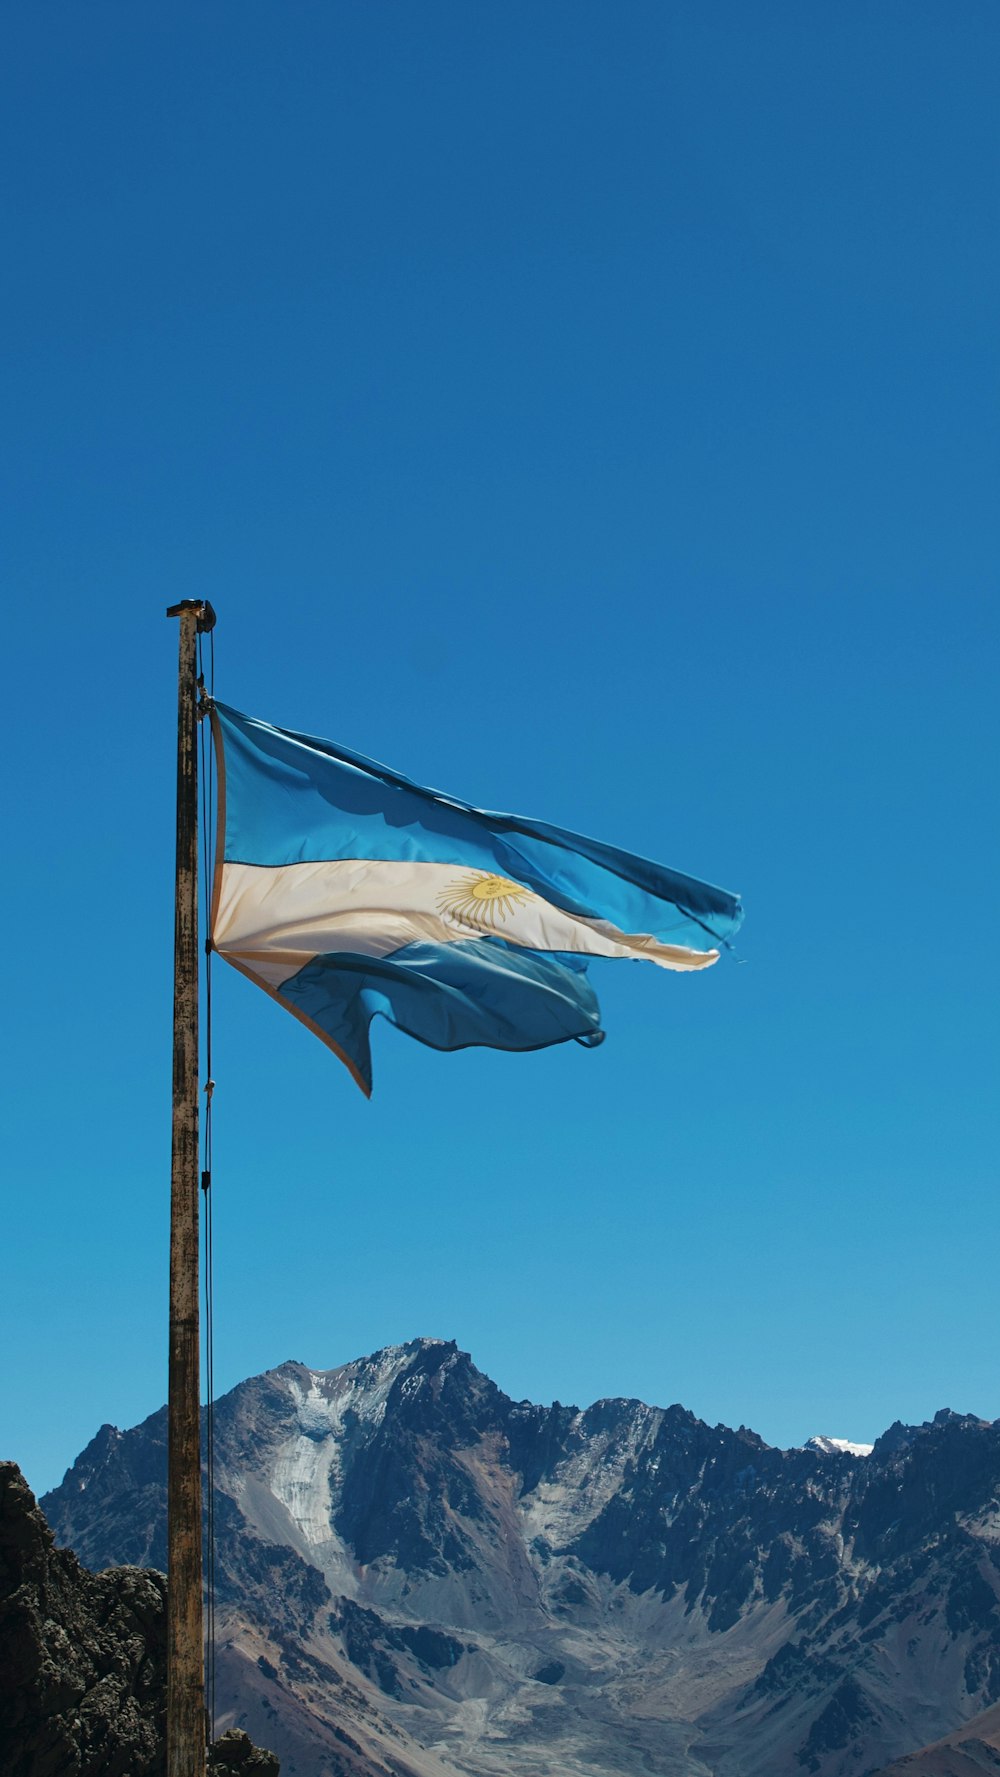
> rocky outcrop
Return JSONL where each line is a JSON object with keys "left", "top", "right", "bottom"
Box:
{"left": 1, "top": 1459, "right": 167, "bottom": 1776}
{"left": 209, "top": 1728, "right": 280, "bottom": 1775}
{"left": 0, "top": 1461, "right": 279, "bottom": 1777}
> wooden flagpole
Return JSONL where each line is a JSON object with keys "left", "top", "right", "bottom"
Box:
{"left": 165, "top": 598, "right": 215, "bottom": 1777}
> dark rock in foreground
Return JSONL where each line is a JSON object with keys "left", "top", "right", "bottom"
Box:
{"left": 0, "top": 1461, "right": 279, "bottom": 1777}
{"left": 0, "top": 1460, "right": 166, "bottom": 1776}
{"left": 209, "top": 1727, "right": 280, "bottom": 1775}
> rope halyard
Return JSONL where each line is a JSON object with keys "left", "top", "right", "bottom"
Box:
{"left": 197, "top": 628, "right": 217, "bottom": 1746}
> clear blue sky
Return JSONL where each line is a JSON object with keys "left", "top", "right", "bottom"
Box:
{"left": 3, "top": 3, "right": 998, "bottom": 1500}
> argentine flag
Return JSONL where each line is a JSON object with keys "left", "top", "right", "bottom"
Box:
{"left": 209, "top": 704, "right": 743, "bottom": 1095}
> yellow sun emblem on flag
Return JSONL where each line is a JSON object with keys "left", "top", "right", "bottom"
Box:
{"left": 437, "top": 871, "right": 533, "bottom": 931}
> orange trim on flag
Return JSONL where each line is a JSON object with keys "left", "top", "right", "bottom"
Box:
{"left": 217, "top": 951, "right": 372, "bottom": 1100}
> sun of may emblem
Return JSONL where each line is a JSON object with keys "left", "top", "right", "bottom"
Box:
{"left": 437, "top": 870, "right": 533, "bottom": 931}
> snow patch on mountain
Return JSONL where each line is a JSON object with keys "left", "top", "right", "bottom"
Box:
{"left": 270, "top": 1350, "right": 416, "bottom": 1546}
{"left": 270, "top": 1380, "right": 344, "bottom": 1548}
{"left": 804, "top": 1435, "right": 874, "bottom": 1457}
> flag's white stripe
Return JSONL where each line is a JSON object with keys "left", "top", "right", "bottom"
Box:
{"left": 213, "top": 858, "right": 719, "bottom": 980}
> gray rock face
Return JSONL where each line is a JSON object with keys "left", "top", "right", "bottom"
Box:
{"left": 38, "top": 1341, "right": 1000, "bottom": 1777}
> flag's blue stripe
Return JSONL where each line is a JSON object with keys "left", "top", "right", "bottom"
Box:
{"left": 216, "top": 704, "right": 742, "bottom": 950}
{"left": 274, "top": 937, "right": 605, "bottom": 1096}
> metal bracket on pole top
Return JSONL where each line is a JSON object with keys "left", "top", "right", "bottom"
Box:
{"left": 166, "top": 599, "right": 217, "bottom": 633}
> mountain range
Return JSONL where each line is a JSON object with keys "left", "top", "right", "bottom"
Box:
{"left": 37, "top": 1338, "right": 1000, "bottom": 1777}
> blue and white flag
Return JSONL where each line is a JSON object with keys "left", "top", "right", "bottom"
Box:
{"left": 209, "top": 703, "right": 743, "bottom": 1095}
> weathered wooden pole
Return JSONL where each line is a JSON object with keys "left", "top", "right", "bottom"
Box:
{"left": 165, "top": 598, "right": 214, "bottom": 1777}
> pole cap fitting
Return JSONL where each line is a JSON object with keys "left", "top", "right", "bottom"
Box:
{"left": 166, "top": 599, "right": 217, "bottom": 633}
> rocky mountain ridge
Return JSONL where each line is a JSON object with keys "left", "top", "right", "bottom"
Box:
{"left": 38, "top": 1339, "right": 1000, "bottom": 1777}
